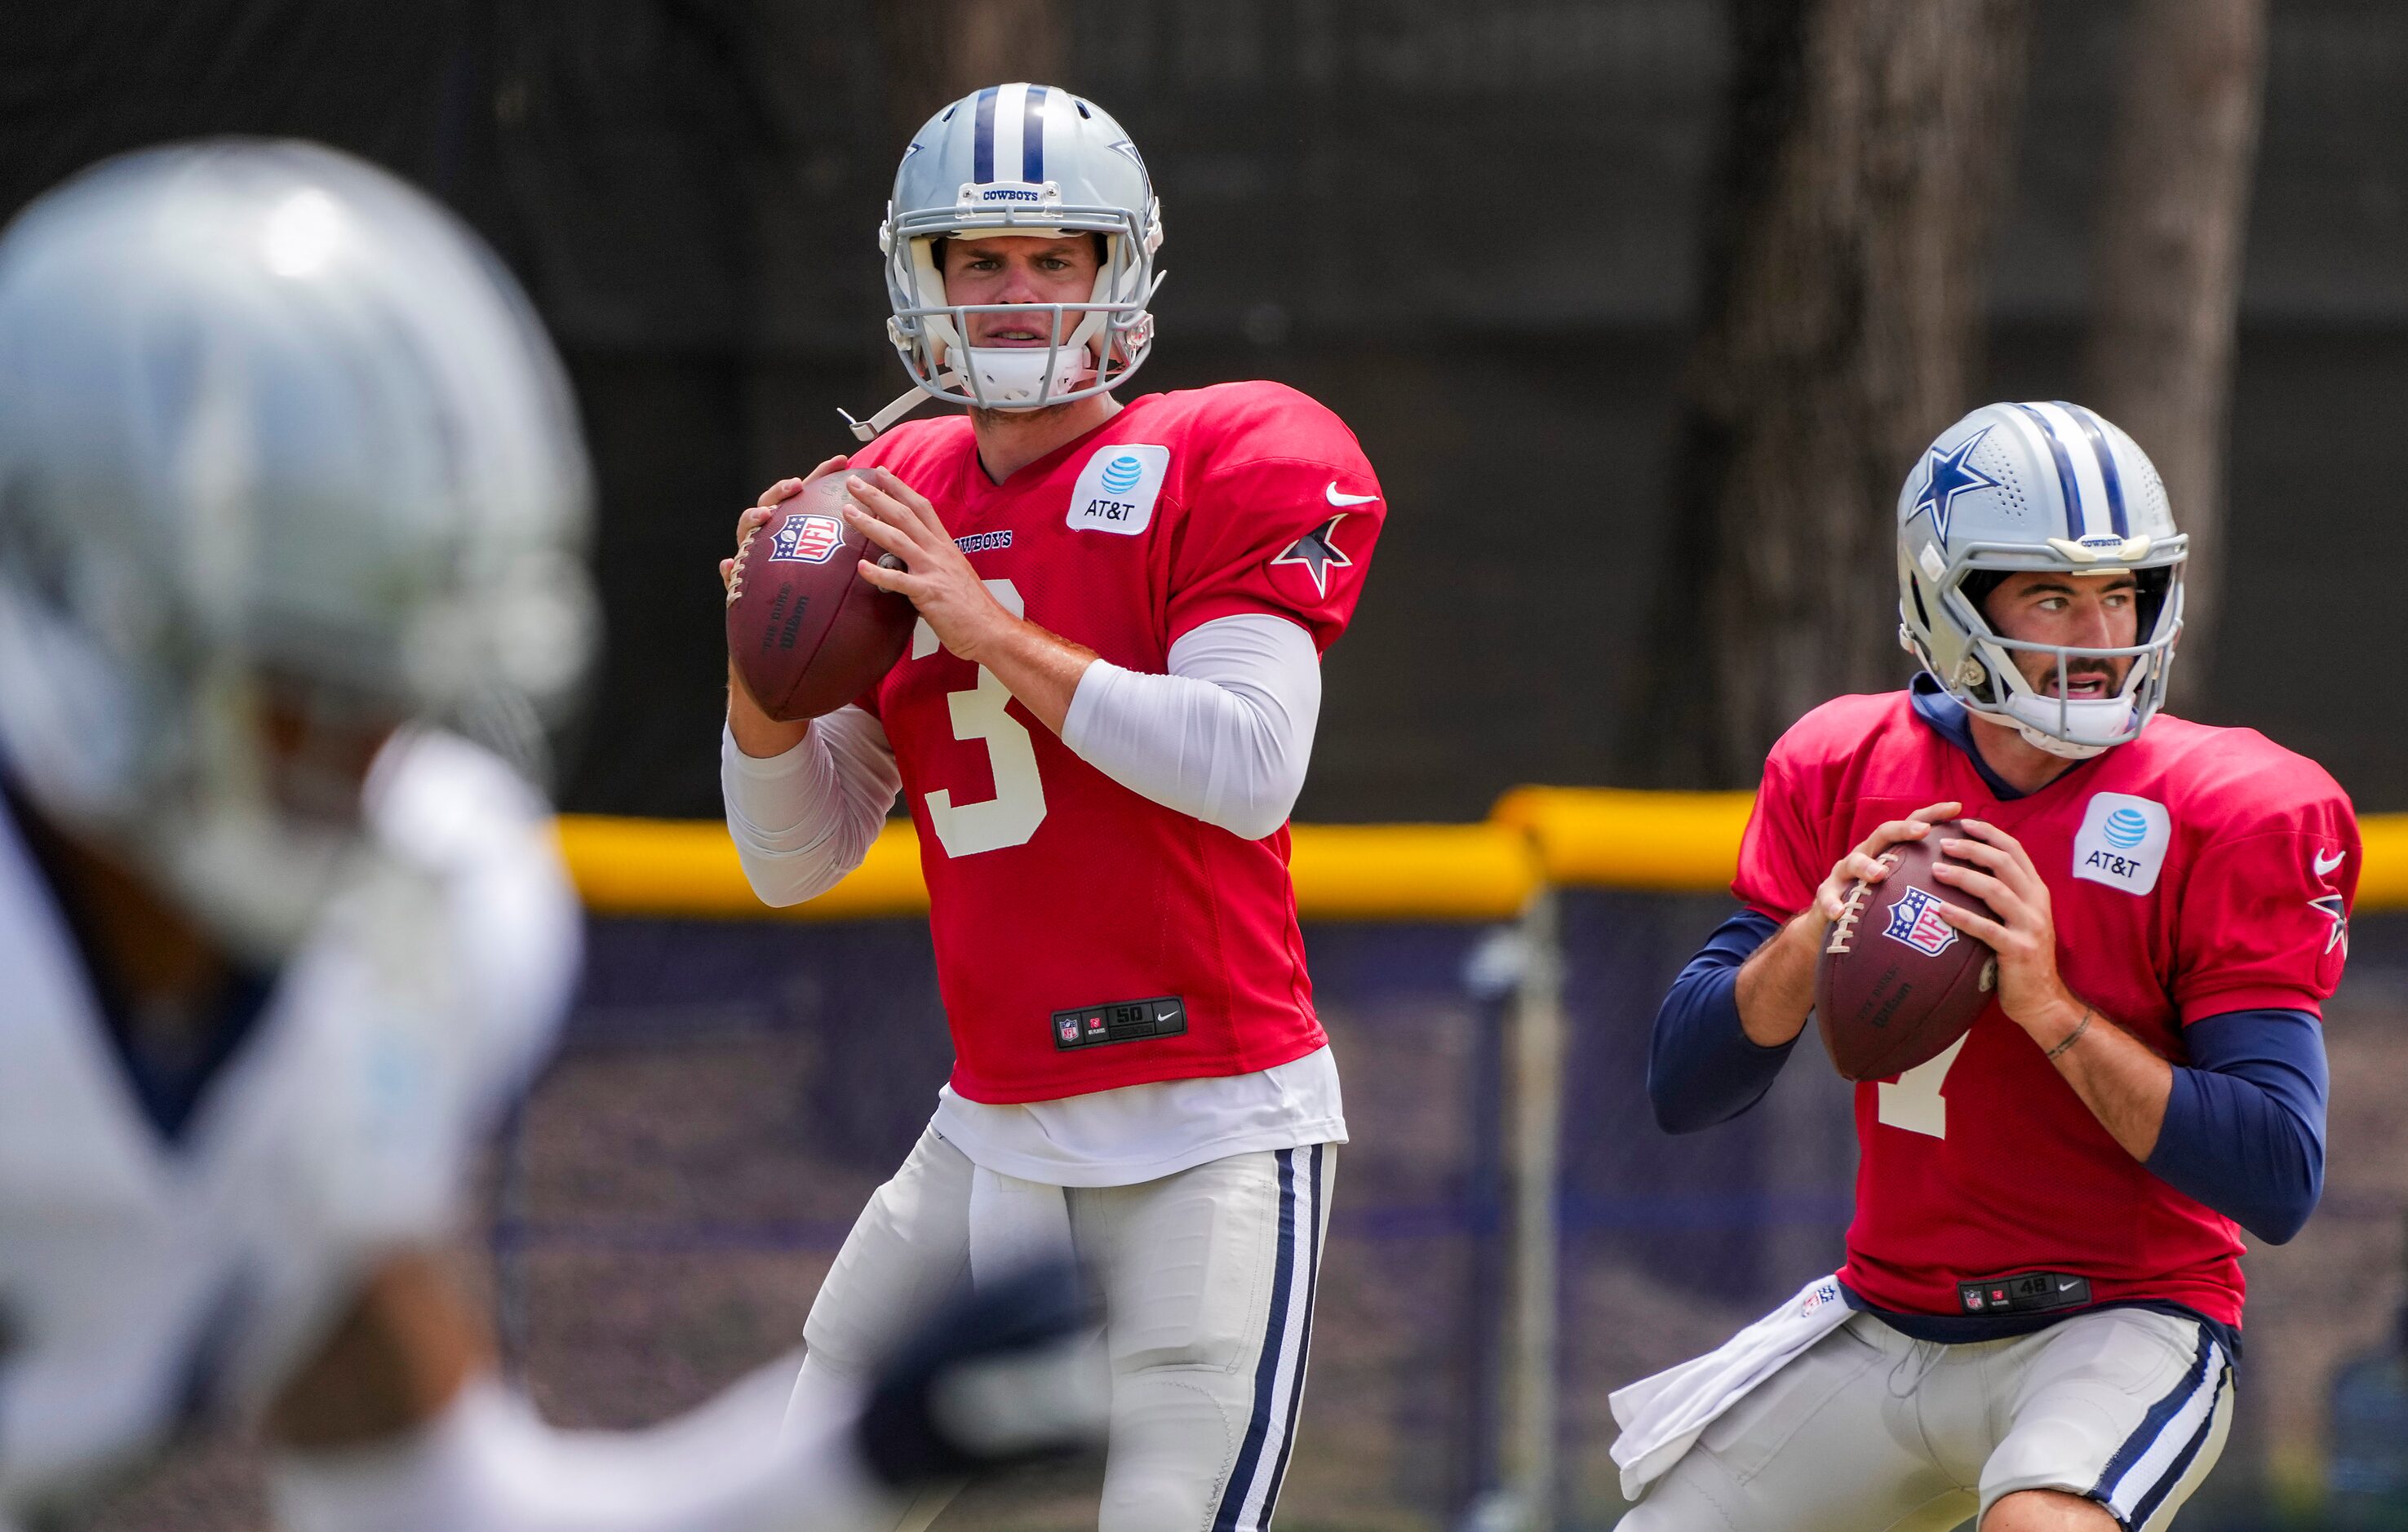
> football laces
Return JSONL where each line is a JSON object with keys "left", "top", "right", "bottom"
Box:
{"left": 727, "top": 529, "right": 756, "bottom": 606}
{"left": 1825, "top": 850, "right": 1902, "bottom": 956}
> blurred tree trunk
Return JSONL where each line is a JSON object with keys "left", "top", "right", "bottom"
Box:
{"left": 871, "top": 0, "right": 1066, "bottom": 144}
{"left": 2083, "top": 0, "right": 2268, "bottom": 715}
{"left": 857, "top": 2, "right": 1066, "bottom": 402}
{"left": 1629, "top": 0, "right": 2032, "bottom": 787}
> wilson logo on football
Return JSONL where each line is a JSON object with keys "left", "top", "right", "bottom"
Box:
{"left": 769, "top": 512, "right": 845, "bottom": 564}
{"left": 1882, "top": 886, "right": 1959, "bottom": 958}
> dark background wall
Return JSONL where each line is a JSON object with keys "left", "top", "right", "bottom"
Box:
{"left": 8, "top": 0, "right": 2406, "bottom": 821}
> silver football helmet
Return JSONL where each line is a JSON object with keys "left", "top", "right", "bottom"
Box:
{"left": 843, "top": 82, "right": 1164, "bottom": 441}
{"left": 1896, "top": 401, "right": 2186, "bottom": 758}
{"left": 0, "top": 139, "right": 595, "bottom": 955}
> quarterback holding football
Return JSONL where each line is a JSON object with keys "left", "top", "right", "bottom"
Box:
{"left": 720, "top": 85, "right": 1382, "bottom": 1531}
{"left": 1614, "top": 402, "right": 2352, "bottom": 1531}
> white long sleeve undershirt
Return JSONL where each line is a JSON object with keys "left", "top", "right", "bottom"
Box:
{"left": 721, "top": 706, "right": 903, "bottom": 908}
{"left": 722, "top": 611, "right": 1322, "bottom": 908}
{"left": 1059, "top": 610, "right": 1320, "bottom": 842}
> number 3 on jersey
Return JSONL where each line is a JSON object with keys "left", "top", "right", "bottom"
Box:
{"left": 912, "top": 578, "right": 1047, "bottom": 857}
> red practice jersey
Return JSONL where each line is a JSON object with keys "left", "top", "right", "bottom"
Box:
{"left": 1735, "top": 693, "right": 2358, "bottom": 1327}
{"left": 846, "top": 381, "right": 1382, "bottom": 1104}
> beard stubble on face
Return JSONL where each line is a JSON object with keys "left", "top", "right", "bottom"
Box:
{"left": 1973, "top": 574, "right": 2141, "bottom": 700}
{"left": 2011, "top": 650, "right": 2131, "bottom": 699}
{"left": 969, "top": 398, "right": 1089, "bottom": 430}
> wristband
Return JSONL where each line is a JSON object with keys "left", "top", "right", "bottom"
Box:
{"left": 2046, "top": 1006, "right": 2094, "bottom": 1060}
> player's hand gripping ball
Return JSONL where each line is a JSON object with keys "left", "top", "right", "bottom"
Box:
{"left": 1813, "top": 821, "right": 2000, "bottom": 1082}
{"left": 725, "top": 472, "right": 914, "bottom": 720}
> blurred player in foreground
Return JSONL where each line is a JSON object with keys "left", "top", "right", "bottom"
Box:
{"left": 721, "top": 84, "right": 1384, "bottom": 1531}
{"left": 0, "top": 139, "right": 1098, "bottom": 1532}
{"left": 1614, "top": 403, "right": 2353, "bottom": 1531}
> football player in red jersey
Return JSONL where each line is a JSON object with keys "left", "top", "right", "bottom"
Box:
{"left": 1612, "top": 402, "right": 2352, "bottom": 1532}
{"left": 718, "top": 84, "right": 1381, "bottom": 1532}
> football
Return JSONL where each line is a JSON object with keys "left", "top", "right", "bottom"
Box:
{"left": 725, "top": 473, "right": 915, "bottom": 721}
{"left": 1813, "top": 822, "right": 1999, "bottom": 1082}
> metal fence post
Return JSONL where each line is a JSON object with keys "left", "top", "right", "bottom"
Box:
{"left": 1503, "top": 887, "right": 1566, "bottom": 1530}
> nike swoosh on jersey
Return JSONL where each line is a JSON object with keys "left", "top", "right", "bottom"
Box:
{"left": 2313, "top": 849, "right": 2345, "bottom": 877}
{"left": 1324, "top": 482, "right": 1380, "bottom": 507}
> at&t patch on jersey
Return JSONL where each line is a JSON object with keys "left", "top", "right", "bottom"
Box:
{"left": 1067, "top": 443, "right": 1170, "bottom": 534}
{"left": 2073, "top": 792, "right": 2172, "bottom": 895}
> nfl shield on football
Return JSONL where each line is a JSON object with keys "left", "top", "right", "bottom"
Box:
{"left": 1813, "top": 822, "right": 1999, "bottom": 1082}
{"left": 725, "top": 472, "right": 915, "bottom": 721}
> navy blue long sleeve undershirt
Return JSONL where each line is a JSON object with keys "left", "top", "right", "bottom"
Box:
{"left": 1647, "top": 908, "right": 2329, "bottom": 1244}
{"left": 1647, "top": 908, "right": 1790, "bottom": 1134}
{"left": 2152, "top": 1008, "right": 2326, "bottom": 1243}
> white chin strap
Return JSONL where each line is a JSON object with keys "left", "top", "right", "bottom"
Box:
{"left": 1999, "top": 693, "right": 2129, "bottom": 759}
{"left": 959, "top": 344, "right": 1098, "bottom": 405}
{"left": 1962, "top": 622, "right": 2156, "bottom": 760}
{"left": 840, "top": 348, "right": 1102, "bottom": 443}
{"left": 841, "top": 379, "right": 951, "bottom": 443}
{"left": 1989, "top": 650, "right": 2150, "bottom": 759}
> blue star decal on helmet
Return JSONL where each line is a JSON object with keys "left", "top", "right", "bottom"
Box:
{"left": 1909, "top": 426, "right": 2002, "bottom": 543}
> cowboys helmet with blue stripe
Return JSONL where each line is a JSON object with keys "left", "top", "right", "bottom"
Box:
{"left": 0, "top": 139, "right": 594, "bottom": 955}
{"left": 842, "top": 83, "right": 1164, "bottom": 441}
{"left": 1896, "top": 401, "right": 2187, "bottom": 757}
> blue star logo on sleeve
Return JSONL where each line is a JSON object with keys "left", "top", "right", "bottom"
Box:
{"left": 2310, "top": 893, "right": 2349, "bottom": 957}
{"left": 1271, "top": 514, "right": 1354, "bottom": 599}
{"left": 1909, "top": 427, "right": 2002, "bottom": 542}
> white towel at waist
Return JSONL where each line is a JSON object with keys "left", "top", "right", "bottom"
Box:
{"left": 1608, "top": 1273, "right": 1855, "bottom": 1501}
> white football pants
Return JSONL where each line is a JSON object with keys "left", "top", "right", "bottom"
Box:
{"left": 787, "top": 1127, "right": 1336, "bottom": 1532}
{"left": 1617, "top": 1307, "right": 2233, "bottom": 1532}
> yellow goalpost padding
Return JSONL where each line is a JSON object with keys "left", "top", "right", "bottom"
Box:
{"left": 557, "top": 816, "right": 927, "bottom": 921}
{"left": 2353, "top": 813, "right": 2408, "bottom": 910}
{"left": 556, "top": 815, "right": 1540, "bottom": 922}
{"left": 1490, "top": 786, "right": 1758, "bottom": 892}
{"left": 556, "top": 792, "right": 2408, "bottom": 919}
